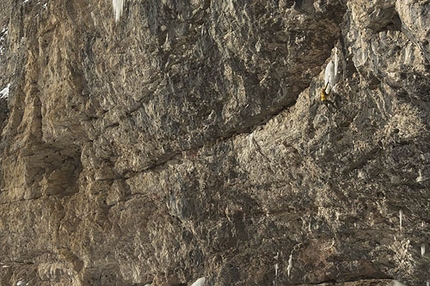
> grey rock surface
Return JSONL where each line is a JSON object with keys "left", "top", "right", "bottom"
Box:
{"left": 0, "top": 0, "right": 429, "bottom": 285}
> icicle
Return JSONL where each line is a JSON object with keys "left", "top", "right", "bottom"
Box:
{"left": 399, "top": 209, "right": 403, "bottom": 231}
{"left": 112, "top": 0, "right": 125, "bottom": 22}
{"left": 286, "top": 254, "right": 293, "bottom": 277}
{"left": 324, "top": 61, "right": 334, "bottom": 94}
{"left": 421, "top": 243, "right": 426, "bottom": 256}
{"left": 273, "top": 251, "right": 279, "bottom": 285}
{"left": 333, "top": 47, "right": 339, "bottom": 84}
{"left": 324, "top": 47, "right": 339, "bottom": 94}
{"left": 248, "top": 133, "right": 254, "bottom": 148}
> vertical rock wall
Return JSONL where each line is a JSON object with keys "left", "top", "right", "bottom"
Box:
{"left": 0, "top": 0, "right": 429, "bottom": 285}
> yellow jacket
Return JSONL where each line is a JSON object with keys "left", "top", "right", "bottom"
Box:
{"left": 320, "top": 88, "right": 328, "bottom": 101}
{"left": 320, "top": 83, "right": 330, "bottom": 101}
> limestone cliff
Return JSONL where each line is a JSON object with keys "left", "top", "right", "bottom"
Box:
{"left": 0, "top": 0, "right": 429, "bottom": 285}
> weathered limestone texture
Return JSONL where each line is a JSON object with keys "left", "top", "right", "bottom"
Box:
{"left": 0, "top": 0, "right": 429, "bottom": 285}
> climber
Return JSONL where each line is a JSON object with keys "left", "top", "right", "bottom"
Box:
{"left": 320, "top": 82, "right": 335, "bottom": 108}
{"left": 320, "top": 47, "right": 339, "bottom": 108}
{"left": 320, "top": 82, "right": 329, "bottom": 101}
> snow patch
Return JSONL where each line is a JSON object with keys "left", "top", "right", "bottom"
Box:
{"left": 416, "top": 169, "right": 425, "bottom": 182}
{"left": 191, "top": 277, "right": 205, "bottom": 286}
{"left": 16, "top": 280, "right": 28, "bottom": 286}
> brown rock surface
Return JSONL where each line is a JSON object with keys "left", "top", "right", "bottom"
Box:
{"left": 0, "top": 0, "right": 429, "bottom": 285}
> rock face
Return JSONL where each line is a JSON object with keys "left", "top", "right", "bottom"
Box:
{"left": 0, "top": 0, "right": 429, "bottom": 285}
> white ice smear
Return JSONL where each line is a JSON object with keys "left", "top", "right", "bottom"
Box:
{"left": 0, "top": 27, "right": 7, "bottom": 54}
{"left": 0, "top": 83, "right": 10, "bottom": 98}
